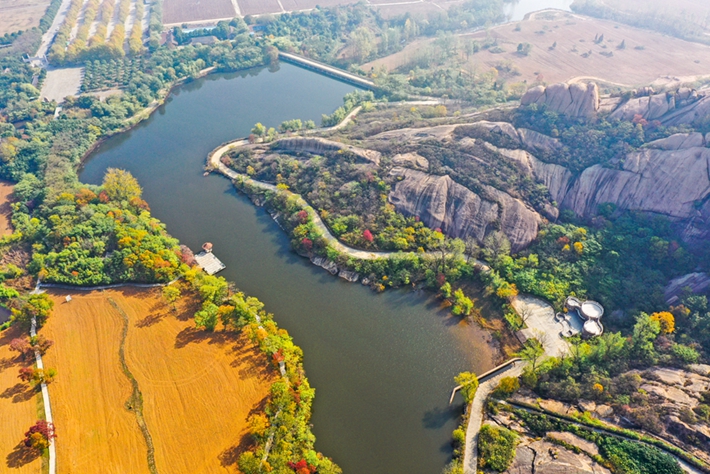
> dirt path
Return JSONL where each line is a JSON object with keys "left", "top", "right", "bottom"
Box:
{"left": 34, "top": 0, "right": 74, "bottom": 61}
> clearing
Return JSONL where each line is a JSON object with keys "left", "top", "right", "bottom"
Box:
{"left": 41, "top": 288, "right": 276, "bottom": 473}
{"left": 0, "top": 325, "right": 43, "bottom": 474}
{"left": 40, "top": 67, "right": 83, "bottom": 103}
{"left": 0, "top": 0, "right": 52, "bottom": 36}
{"left": 365, "top": 10, "right": 710, "bottom": 86}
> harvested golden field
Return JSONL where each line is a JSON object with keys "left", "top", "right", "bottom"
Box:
{"left": 115, "top": 288, "right": 276, "bottom": 473}
{"left": 0, "top": 181, "right": 14, "bottom": 237}
{"left": 0, "top": 325, "right": 42, "bottom": 474}
{"left": 41, "top": 292, "right": 151, "bottom": 474}
{"left": 41, "top": 288, "right": 276, "bottom": 473}
{"left": 0, "top": 0, "right": 51, "bottom": 36}
{"left": 366, "top": 10, "right": 710, "bottom": 86}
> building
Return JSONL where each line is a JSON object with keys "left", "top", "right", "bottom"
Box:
{"left": 564, "top": 296, "right": 604, "bottom": 338}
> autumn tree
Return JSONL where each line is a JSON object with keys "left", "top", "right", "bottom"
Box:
{"left": 102, "top": 168, "right": 142, "bottom": 202}
{"left": 23, "top": 420, "right": 56, "bottom": 451}
{"left": 10, "top": 338, "right": 33, "bottom": 359}
{"left": 650, "top": 311, "right": 675, "bottom": 334}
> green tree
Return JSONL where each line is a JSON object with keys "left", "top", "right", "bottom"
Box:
{"left": 452, "top": 289, "right": 473, "bottom": 316}
{"left": 162, "top": 285, "right": 181, "bottom": 311}
{"left": 195, "top": 301, "right": 218, "bottom": 331}
{"left": 12, "top": 293, "right": 55, "bottom": 329}
{"left": 518, "top": 338, "right": 545, "bottom": 372}
{"left": 631, "top": 313, "right": 660, "bottom": 364}
{"left": 251, "top": 122, "right": 266, "bottom": 137}
{"left": 478, "top": 424, "right": 519, "bottom": 472}
{"left": 454, "top": 371, "right": 479, "bottom": 404}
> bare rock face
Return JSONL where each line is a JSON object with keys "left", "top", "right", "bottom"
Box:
{"left": 559, "top": 135, "right": 710, "bottom": 221}
{"left": 470, "top": 121, "right": 563, "bottom": 155}
{"left": 388, "top": 168, "right": 541, "bottom": 251}
{"left": 273, "top": 137, "right": 381, "bottom": 165}
{"left": 504, "top": 440, "right": 611, "bottom": 474}
{"left": 664, "top": 272, "right": 710, "bottom": 305}
{"left": 608, "top": 88, "right": 710, "bottom": 127}
{"left": 391, "top": 152, "right": 429, "bottom": 171}
{"left": 521, "top": 82, "right": 600, "bottom": 118}
{"left": 367, "top": 124, "right": 457, "bottom": 144}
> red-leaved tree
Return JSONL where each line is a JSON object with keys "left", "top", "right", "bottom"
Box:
{"left": 24, "top": 420, "right": 56, "bottom": 451}
{"left": 287, "top": 459, "right": 316, "bottom": 474}
{"left": 363, "top": 229, "right": 374, "bottom": 243}
{"left": 301, "top": 238, "right": 313, "bottom": 251}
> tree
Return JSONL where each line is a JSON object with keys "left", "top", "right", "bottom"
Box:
{"left": 102, "top": 168, "right": 142, "bottom": 202}
{"left": 454, "top": 371, "right": 479, "bottom": 404}
{"left": 24, "top": 420, "right": 56, "bottom": 451}
{"left": 518, "top": 338, "right": 545, "bottom": 372}
{"left": 650, "top": 311, "right": 674, "bottom": 334}
{"left": 162, "top": 285, "right": 181, "bottom": 311}
{"left": 12, "top": 293, "right": 55, "bottom": 329}
{"left": 10, "top": 338, "right": 33, "bottom": 359}
{"left": 478, "top": 424, "right": 519, "bottom": 472}
{"left": 452, "top": 289, "right": 474, "bottom": 316}
{"left": 251, "top": 122, "right": 266, "bottom": 137}
{"left": 195, "top": 302, "right": 218, "bottom": 331}
{"left": 631, "top": 313, "right": 660, "bottom": 364}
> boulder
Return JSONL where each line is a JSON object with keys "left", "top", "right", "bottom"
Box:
{"left": 645, "top": 132, "right": 705, "bottom": 151}
{"left": 367, "top": 124, "right": 457, "bottom": 144}
{"left": 520, "top": 82, "right": 599, "bottom": 118}
{"left": 388, "top": 168, "right": 541, "bottom": 251}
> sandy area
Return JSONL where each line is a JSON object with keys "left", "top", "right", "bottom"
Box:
{"left": 0, "top": 325, "right": 43, "bottom": 474}
{"left": 41, "top": 288, "right": 275, "bottom": 473}
{"left": 40, "top": 67, "right": 83, "bottom": 103}
{"left": 0, "top": 0, "right": 52, "bottom": 36}
{"left": 366, "top": 10, "right": 710, "bottom": 86}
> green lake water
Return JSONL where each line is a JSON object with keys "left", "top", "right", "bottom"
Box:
{"left": 80, "top": 62, "right": 495, "bottom": 474}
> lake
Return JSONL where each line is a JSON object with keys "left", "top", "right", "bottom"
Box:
{"left": 80, "top": 62, "right": 496, "bottom": 473}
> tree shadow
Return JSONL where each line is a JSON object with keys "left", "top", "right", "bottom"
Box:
{"left": 219, "top": 431, "right": 253, "bottom": 467}
{"left": 6, "top": 441, "right": 39, "bottom": 469}
{"left": 174, "top": 326, "right": 229, "bottom": 349}
{"left": 135, "top": 312, "right": 164, "bottom": 328}
{"left": 0, "top": 382, "right": 35, "bottom": 403}
{"left": 422, "top": 405, "right": 458, "bottom": 430}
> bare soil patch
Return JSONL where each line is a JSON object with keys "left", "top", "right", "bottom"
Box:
{"left": 163, "top": 0, "right": 236, "bottom": 25}
{"left": 41, "top": 288, "right": 275, "bottom": 473}
{"left": 41, "top": 292, "right": 151, "bottom": 474}
{"left": 0, "top": 325, "right": 42, "bottom": 474}
{"left": 0, "top": 182, "right": 14, "bottom": 238}
{"left": 367, "top": 11, "right": 710, "bottom": 86}
{"left": 40, "top": 67, "right": 83, "bottom": 103}
{"left": 236, "top": 0, "right": 281, "bottom": 16}
{"left": 0, "top": 0, "right": 52, "bottom": 36}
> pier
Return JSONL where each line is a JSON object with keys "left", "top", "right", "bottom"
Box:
{"left": 194, "top": 242, "right": 226, "bottom": 275}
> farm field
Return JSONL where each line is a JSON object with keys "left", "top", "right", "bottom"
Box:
{"left": 365, "top": 10, "right": 710, "bottom": 86}
{"left": 41, "top": 288, "right": 276, "bottom": 473}
{"left": 0, "top": 325, "right": 42, "bottom": 474}
{"left": 162, "top": 0, "right": 236, "bottom": 26}
{"left": 592, "top": 0, "right": 710, "bottom": 35}
{"left": 40, "top": 292, "right": 152, "bottom": 474}
{"left": 0, "top": 0, "right": 52, "bottom": 36}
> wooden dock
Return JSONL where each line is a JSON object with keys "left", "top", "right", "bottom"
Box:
{"left": 194, "top": 251, "right": 226, "bottom": 275}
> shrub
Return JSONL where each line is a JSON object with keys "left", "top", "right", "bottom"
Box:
{"left": 454, "top": 371, "right": 479, "bottom": 404}
{"left": 478, "top": 424, "right": 519, "bottom": 472}
{"left": 671, "top": 344, "right": 699, "bottom": 364}
{"left": 494, "top": 376, "right": 520, "bottom": 397}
